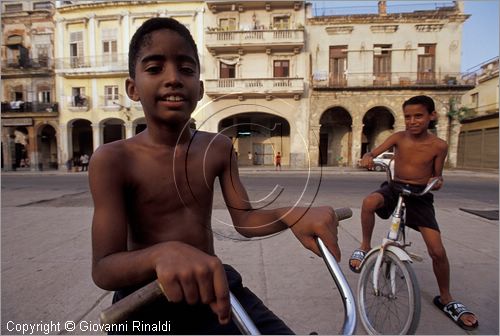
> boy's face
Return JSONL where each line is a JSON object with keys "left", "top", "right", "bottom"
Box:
{"left": 126, "top": 29, "right": 203, "bottom": 126}
{"left": 403, "top": 103, "right": 436, "bottom": 135}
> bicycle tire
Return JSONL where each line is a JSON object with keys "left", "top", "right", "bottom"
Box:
{"left": 357, "top": 250, "right": 421, "bottom": 335}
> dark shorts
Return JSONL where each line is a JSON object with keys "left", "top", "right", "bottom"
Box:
{"left": 374, "top": 181, "right": 440, "bottom": 232}
{"left": 110, "top": 265, "right": 293, "bottom": 335}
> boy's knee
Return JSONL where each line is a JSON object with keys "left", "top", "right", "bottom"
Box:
{"left": 362, "top": 194, "right": 383, "bottom": 211}
{"left": 428, "top": 246, "right": 447, "bottom": 262}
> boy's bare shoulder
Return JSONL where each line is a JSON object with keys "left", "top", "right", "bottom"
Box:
{"left": 90, "top": 136, "right": 143, "bottom": 171}
{"left": 430, "top": 133, "right": 448, "bottom": 151}
{"left": 194, "top": 130, "right": 233, "bottom": 149}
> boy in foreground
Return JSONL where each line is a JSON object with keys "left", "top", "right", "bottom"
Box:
{"left": 349, "top": 95, "right": 478, "bottom": 331}
{"left": 90, "top": 18, "right": 341, "bottom": 334}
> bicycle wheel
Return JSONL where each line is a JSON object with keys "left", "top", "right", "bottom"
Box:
{"left": 357, "top": 250, "right": 421, "bottom": 335}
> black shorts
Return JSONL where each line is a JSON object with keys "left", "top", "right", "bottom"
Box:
{"left": 110, "top": 264, "right": 293, "bottom": 335}
{"left": 374, "top": 181, "right": 440, "bottom": 232}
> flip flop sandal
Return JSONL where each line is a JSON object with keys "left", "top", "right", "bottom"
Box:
{"left": 433, "top": 295, "right": 479, "bottom": 331}
{"left": 348, "top": 248, "right": 367, "bottom": 273}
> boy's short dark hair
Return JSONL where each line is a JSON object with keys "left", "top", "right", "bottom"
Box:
{"left": 402, "top": 95, "right": 435, "bottom": 114}
{"left": 403, "top": 95, "right": 437, "bottom": 129}
{"left": 128, "top": 17, "right": 200, "bottom": 79}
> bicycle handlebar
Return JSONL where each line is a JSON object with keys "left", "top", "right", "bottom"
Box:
{"left": 100, "top": 208, "right": 354, "bottom": 335}
{"left": 380, "top": 161, "right": 440, "bottom": 196}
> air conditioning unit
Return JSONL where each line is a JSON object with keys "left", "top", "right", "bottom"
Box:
{"left": 418, "top": 47, "right": 426, "bottom": 55}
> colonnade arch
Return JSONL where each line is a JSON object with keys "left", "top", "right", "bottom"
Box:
{"left": 361, "top": 106, "right": 395, "bottom": 155}
{"left": 218, "top": 112, "right": 291, "bottom": 166}
{"left": 319, "top": 106, "right": 353, "bottom": 166}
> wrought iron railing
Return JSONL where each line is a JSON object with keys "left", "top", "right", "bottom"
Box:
{"left": 1, "top": 101, "right": 58, "bottom": 113}
{"left": 204, "top": 77, "right": 304, "bottom": 94}
{"left": 55, "top": 53, "right": 128, "bottom": 70}
{"left": 205, "top": 29, "right": 304, "bottom": 47}
{"left": 2, "top": 57, "right": 53, "bottom": 70}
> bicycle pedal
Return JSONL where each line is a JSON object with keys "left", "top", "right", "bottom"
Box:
{"left": 408, "top": 252, "right": 424, "bottom": 262}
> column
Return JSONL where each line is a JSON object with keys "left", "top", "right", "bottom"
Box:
{"left": 27, "top": 126, "right": 39, "bottom": 171}
{"left": 58, "top": 123, "right": 70, "bottom": 170}
{"left": 2, "top": 128, "right": 14, "bottom": 171}
{"left": 351, "top": 121, "right": 363, "bottom": 167}
{"left": 92, "top": 123, "right": 102, "bottom": 151}
{"left": 309, "top": 125, "right": 321, "bottom": 167}
{"left": 87, "top": 14, "right": 96, "bottom": 67}
{"left": 121, "top": 11, "right": 130, "bottom": 55}
{"left": 125, "top": 122, "right": 134, "bottom": 139}
{"left": 92, "top": 78, "right": 98, "bottom": 111}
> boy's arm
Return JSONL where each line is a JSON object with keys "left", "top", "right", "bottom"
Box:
{"left": 431, "top": 140, "right": 449, "bottom": 190}
{"left": 90, "top": 145, "right": 230, "bottom": 324}
{"left": 218, "top": 137, "right": 341, "bottom": 260}
{"left": 360, "top": 132, "right": 401, "bottom": 169}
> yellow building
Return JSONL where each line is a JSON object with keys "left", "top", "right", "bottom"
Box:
{"left": 196, "top": 0, "right": 308, "bottom": 167}
{"left": 457, "top": 57, "right": 499, "bottom": 169}
{"left": 54, "top": 0, "right": 205, "bottom": 168}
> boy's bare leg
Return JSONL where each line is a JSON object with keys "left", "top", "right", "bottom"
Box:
{"left": 350, "top": 193, "right": 384, "bottom": 269}
{"left": 420, "top": 227, "right": 478, "bottom": 327}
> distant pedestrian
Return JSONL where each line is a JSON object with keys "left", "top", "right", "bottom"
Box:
{"left": 80, "top": 154, "right": 90, "bottom": 171}
{"left": 275, "top": 152, "right": 282, "bottom": 171}
{"left": 66, "top": 158, "right": 73, "bottom": 172}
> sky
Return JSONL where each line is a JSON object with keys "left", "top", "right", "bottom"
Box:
{"left": 311, "top": 1, "right": 499, "bottom": 72}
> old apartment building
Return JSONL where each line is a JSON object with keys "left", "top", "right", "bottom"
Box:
{"left": 307, "top": 1, "right": 473, "bottom": 167}
{"left": 1, "top": 1, "right": 58, "bottom": 171}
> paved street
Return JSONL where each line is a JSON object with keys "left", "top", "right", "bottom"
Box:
{"left": 1, "top": 169, "right": 498, "bottom": 335}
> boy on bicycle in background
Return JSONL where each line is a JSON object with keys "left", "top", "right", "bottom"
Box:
{"left": 349, "top": 95, "right": 478, "bottom": 331}
{"left": 89, "top": 17, "right": 341, "bottom": 334}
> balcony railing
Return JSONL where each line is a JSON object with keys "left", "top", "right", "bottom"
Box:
{"left": 1, "top": 101, "right": 58, "bottom": 113}
{"left": 55, "top": 53, "right": 128, "bottom": 72}
{"left": 2, "top": 57, "right": 53, "bottom": 70}
{"left": 312, "top": 71, "right": 475, "bottom": 89}
{"left": 99, "top": 94, "right": 126, "bottom": 111}
{"left": 205, "top": 29, "right": 304, "bottom": 52}
{"left": 204, "top": 77, "right": 304, "bottom": 97}
{"left": 66, "top": 95, "right": 91, "bottom": 112}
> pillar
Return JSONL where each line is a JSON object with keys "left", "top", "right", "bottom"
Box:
{"left": 351, "top": 121, "right": 363, "bottom": 167}
{"left": 92, "top": 123, "right": 102, "bottom": 151}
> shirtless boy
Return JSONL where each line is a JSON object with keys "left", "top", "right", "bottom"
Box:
{"left": 90, "top": 17, "right": 341, "bottom": 334}
{"left": 349, "top": 95, "right": 478, "bottom": 331}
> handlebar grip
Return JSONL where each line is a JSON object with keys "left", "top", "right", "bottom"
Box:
{"left": 334, "top": 207, "right": 353, "bottom": 221}
{"left": 100, "top": 280, "right": 163, "bottom": 325}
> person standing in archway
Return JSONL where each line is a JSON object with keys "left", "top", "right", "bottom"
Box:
{"left": 275, "top": 151, "right": 282, "bottom": 171}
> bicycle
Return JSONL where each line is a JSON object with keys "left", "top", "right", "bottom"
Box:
{"left": 356, "top": 162, "right": 440, "bottom": 335}
{"left": 100, "top": 208, "right": 356, "bottom": 335}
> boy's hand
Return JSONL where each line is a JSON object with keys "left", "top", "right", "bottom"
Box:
{"left": 359, "top": 152, "right": 375, "bottom": 169}
{"left": 287, "top": 206, "right": 341, "bottom": 261}
{"left": 153, "top": 242, "right": 230, "bottom": 325}
{"left": 430, "top": 176, "right": 444, "bottom": 190}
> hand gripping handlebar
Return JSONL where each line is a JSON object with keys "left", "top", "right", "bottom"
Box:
{"left": 100, "top": 207, "right": 355, "bottom": 335}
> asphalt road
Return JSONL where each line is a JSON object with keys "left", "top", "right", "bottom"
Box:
{"left": 2, "top": 171, "right": 498, "bottom": 210}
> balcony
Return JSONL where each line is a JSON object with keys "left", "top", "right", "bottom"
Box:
{"left": 1, "top": 101, "right": 59, "bottom": 115}
{"left": 55, "top": 53, "right": 128, "bottom": 76}
{"left": 205, "top": 29, "right": 305, "bottom": 54}
{"left": 99, "top": 94, "right": 127, "bottom": 111}
{"left": 1, "top": 58, "right": 53, "bottom": 77}
{"left": 67, "top": 96, "right": 91, "bottom": 112}
{"left": 312, "top": 71, "right": 476, "bottom": 90}
{"left": 204, "top": 77, "right": 304, "bottom": 99}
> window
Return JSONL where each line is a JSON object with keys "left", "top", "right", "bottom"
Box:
{"left": 39, "top": 91, "right": 51, "bottom": 103}
{"left": 273, "top": 60, "right": 289, "bottom": 77}
{"left": 104, "top": 86, "right": 119, "bottom": 106}
{"left": 373, "top": 44, "right": 391, "bottom": 85}
{"left": 220, "top": 62, "right": 235, "bottom": 78}
{"left": 471, "top": 93, "right": 479, "bottom": 109}
{"left": 5, "top": 3, "right": 23, "bottom": 12}
{"left": 102, "top": 28, "right": 118, "bottom": 63}
{"left": 329, "top": 46, "right": 347, "bottom": 86}
{"left": 33, "top": 34, "right": 51, "bottom": 66}
{"left": 273, "top": 16, "right": 290, "bottom": 29}
{"left": 33, "top": 2, "right": 52, "bottom": 10}
{"left": 72, "top": 87, "right": 86, "bottom": 107}
{"left": 70, "top": 31, "right": 84, "bottom": 68}
{"left": 417, "top": 44, "right": 436, "bottom": 84}
{"left": 219, "top": 18, "right": 236, "bottom": 31}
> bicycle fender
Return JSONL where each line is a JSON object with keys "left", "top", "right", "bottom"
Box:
{"left": 361, "top": 245, "right": 412, "bottom": 268}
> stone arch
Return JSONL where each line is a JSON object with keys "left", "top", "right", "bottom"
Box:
{"left": 319, "top": 106, "right": 353, "bottom": 166}
{"left": 133, "top": 117, "right": 147, "bottom": 135}
{"left": 218, "top": 112, "right": 291, "bottom": 166}
{"left": 101, "top": 118, "right": 125, "bottom": 144}
{"left": 37, "top": 124, "right": 58, "bottom": 170}
{"left": 69, "top": 119, "right": 93, "bottom": 160}
{"left": 361, "top": 106, "right": 395, "bottom": 156}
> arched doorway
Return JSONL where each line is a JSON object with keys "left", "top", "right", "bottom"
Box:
{"left": 134, "top": 117, "right": 147, "bottom": 135}
{"left": 319, "top": 107, "right": 353, "bottom": 166}
{"left": 218, "top": 112, "right": 290, "bottom": 166}
{"left": 362, "top": 107, "right": 395, "bottom": 156}
{"left": 14, "top": 126, "right": 29, "bottom": 169}
{"left": 102, "top": 118, "right": 125, "bottom": 144}
{"left": 71, "top": 119, "right": 93, "bottom": 160}
{"left": 38, "top": 124, "right": 58, "bottom": 170}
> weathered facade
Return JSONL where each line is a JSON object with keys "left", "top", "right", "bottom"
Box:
{"left": 1, "top": 1, "right": 59, "bottom": 171}
{"left": 457, "top": 57, "right": 499, "bottom": 169}
{"left": 306, "top": 1, "right": 473, "bottom": 167}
